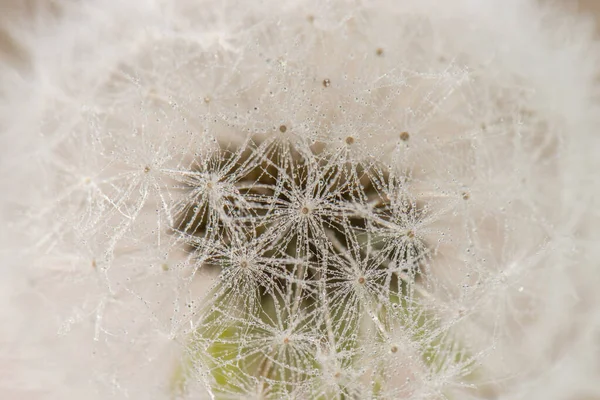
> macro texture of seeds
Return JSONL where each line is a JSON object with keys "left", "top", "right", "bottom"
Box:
{"left": 2, "top": 1, "right": 599, "bottom": 400}
{"left": 171, "top": 137, "right": 438, "bottom": 396}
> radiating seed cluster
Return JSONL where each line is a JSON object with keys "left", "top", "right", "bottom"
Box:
{"left": 3, "top": 0, "right": 594, "bottom": 398}
{"left": 166, "top": 134, "right": 460, "bottom": 397}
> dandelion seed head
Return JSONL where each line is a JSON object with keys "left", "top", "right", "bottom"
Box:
{"left": 2, "top": 0, "right": 599, "bottom": 399}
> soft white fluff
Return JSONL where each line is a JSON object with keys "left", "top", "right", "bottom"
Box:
{"left": 1, "top": 0, "right": 599, "bottom": 399}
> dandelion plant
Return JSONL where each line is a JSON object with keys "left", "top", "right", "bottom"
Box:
{"left": 1, "top": 1, "right": 599, "bottom": 399}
